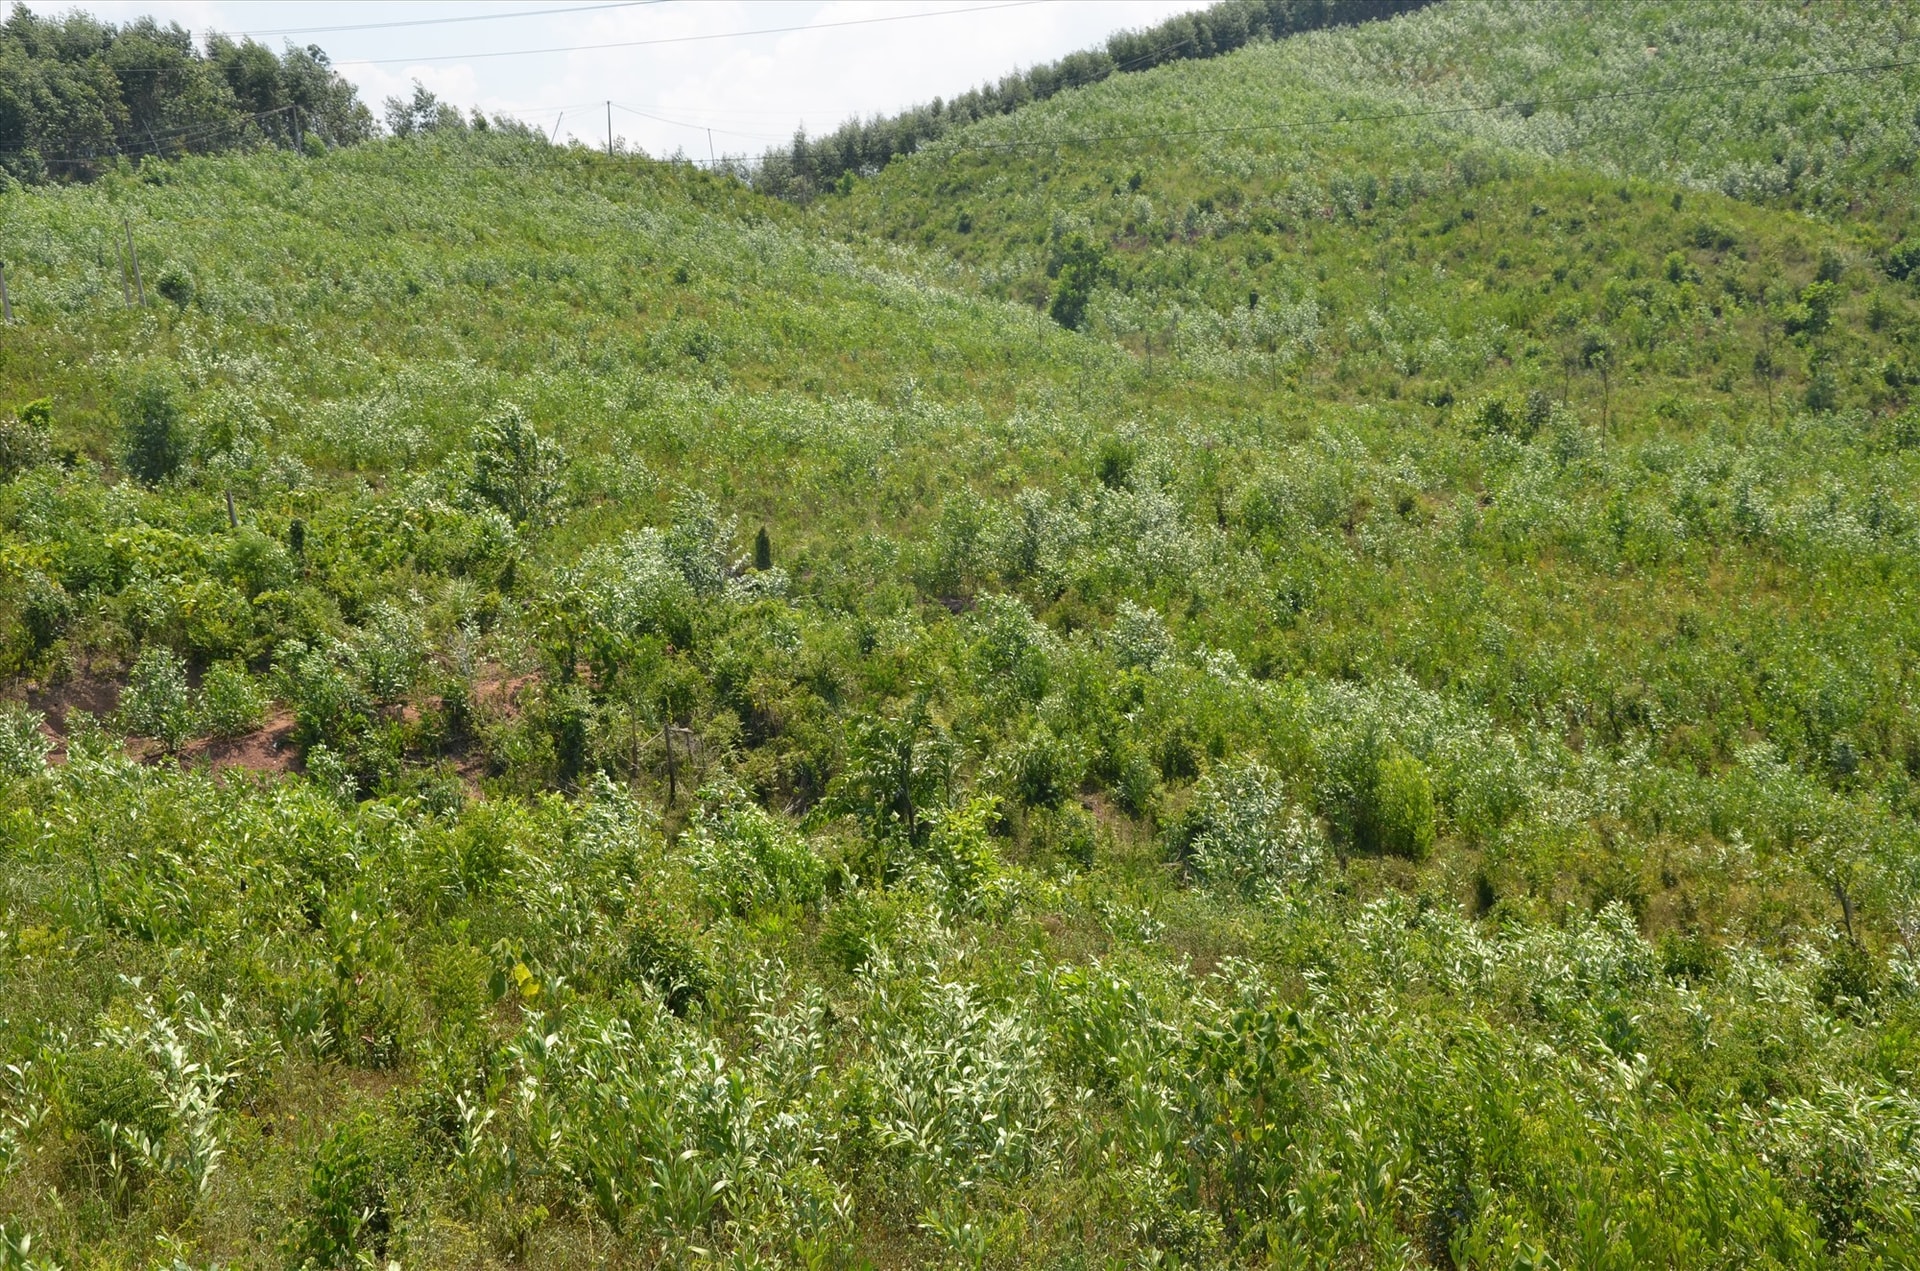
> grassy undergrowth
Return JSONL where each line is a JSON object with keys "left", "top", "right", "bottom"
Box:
{"left": 2, "top": 1, "right": 1920, "bottom": 1266}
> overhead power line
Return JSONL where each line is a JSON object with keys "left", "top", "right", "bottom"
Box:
{"left": 326, "top": 0, "right": 1041, "bottom": 67}
{"left": 238, "top": 2, "right": 661, "bottom": 39}
{"left": 611, "top": 102, "right": 780, "bottom": 144}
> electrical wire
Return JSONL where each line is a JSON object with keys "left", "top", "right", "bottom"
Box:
{"left": 611, "top": 102, "right": 782, "bottom": 144}
{"left": 237, "top": 2, "right": 663, "bottom": 39}
{"left": 325, "top": 0, "right": 1043, "bottom": 67}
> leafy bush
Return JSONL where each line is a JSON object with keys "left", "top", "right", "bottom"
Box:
{"left": 218, "top": 527, "right": 295, "bottom": 599}
{"left": 664, "top": 489, "right": 734, "bottom": 597}
{"left": 198, "top": 661, "right": 267, "bottom": 738}
{"left": 352, "top": 600, "right": 426, "bottom": 704}
{"left": 1109, "top": 600, "right": 1171, "bottom": 671}
{"left": 919, "top": 795, "right": 1005, "bottom": 913}
{"left": 819, "top": 888, "right": 907, "bottom": 972}
{"left": 1176, "top": 758, "right": 1327, "bottom": 895}
{"left": 1048, "top": 231, "right": 1109, "bottom": 330}
{"left": 0, "top": 704, "right": 50, "bottom": 776}
{"left": 55, "top": 1045, "right": 169, "bottom": 1198}
{"left": 684, "top": 777, "right": 827, "bottom": 914}
{"left": 154, "top": 264, "right": 194, "bottom": 309}
{"left": 0, "top": 399, "right": 51, "bottom": 481}
{"left": 1359, "top": 746, "right": 1438, "bottom": 861}
{"left": 1886, "top": 238, "right": 1920, "bottom": 281}
{"left": 288, "top": 1114, "right": 405, "bottom": 1270}
{"left": 620, "top": 900, "right": 714, "bottom": 1015}
{"left": 118, "top": 645, "right": 196, "bottom": 750}
{"left": 471, "top": 403, "right": 563, "bottom": 529}
{"left": 276, "top": 639, "right": 371, "bottom": 752}
{"left": 117, "top": 372, "right": 187, "bottom": 486}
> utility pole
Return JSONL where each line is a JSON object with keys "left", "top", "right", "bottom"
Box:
{"left": 707, "top": 129, "right": 716, "bottom": 171}
{"left": 0, "top": 262, "right": 12, "bottom": 324}
{"left": 607, "top": 100, "right": 613, "bottom": 156}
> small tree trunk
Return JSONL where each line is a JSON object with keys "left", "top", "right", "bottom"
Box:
{"left": 124, "top": 220, "right": 146, "bottom": 308}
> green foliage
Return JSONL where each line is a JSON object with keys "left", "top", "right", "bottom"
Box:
{"left": 117, "top": 371, "right": 186, "bottom": 486}
{"left": 118, "top": 644, "right": 195, "bottom": 750}
{"left": 1365, "top": 746, "right": 1437, "bottom": 861}
{"left": 1047, "top": 231, "right": 1109, "bottom": 330}
{"left": 470, "top": 402, "right": 563, "bottom": 530}
{"left": 1109, "top": 600, "right": 1171, "bottom": 671}
{"left": 685, "top": 777, "right": 827, "bottom": 914}
{"left": 198, "top": 660, "right": 265, "bottom": 738}
{"left": 0, "top": 703, "right": 49, "bottom": 776}
{"left": 4, "top": 5, "right": 1920, "bottom": 1264}
{"left": 290, "top": 1114, "right": 403, "bottom": 1269}
{"left": 0, "top": 400, "right": 51, "bottom": 481}
{"left": 1176, "top": 757, "right": 1327, "bottom": 894}
{"left": 1886, "top": 238, "right": 1920, "bottom": 282}
{"left": 275, "top": 638, "right": 370, "bottom": 753}
{"left": 153, "top": 264, "right": 193, "bottom": 309}
{"left": 0, "top": 8, "right": 373, "bottom": 185}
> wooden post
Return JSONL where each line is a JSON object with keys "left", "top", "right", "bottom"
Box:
{"left": 119, "top": 236, "right": 132, "bottom": 307}
{"left": 124, "top": 220, "right": 146, "bottom": 308}
{"left": 0, "top": 262, "right": 11, "bottom": 324}
{"left": 661, "top": 701, "right": 677, "bottom": 805}
{"left": 225, "top": 489, "right": 238, "bottom": 528}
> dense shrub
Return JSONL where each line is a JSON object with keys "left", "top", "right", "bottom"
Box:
{"left": 1364, "top": 747, "right": 1438, "bottom": 861}
{"left": 1176, "top": 758, "right": 1327, "bottom": 894}
{"left": 470, "top": 403, "right": 563, "bottom": 530}
{"left": 198, "top": 660, "right": 267, "bottom": 738}
{"left": 0, "top": 703, "right": 50, "bottom": 776}
{"left": 0, "top": 399, "right": 51, "bottom": 481}
{"left": 118, "top": 645, "right": 195, "bottom": 750}
{"left": 118, "top": 373, "right": 187, "bottom": 486}
{"left": 685, "top": 778, "right": 828, "bottom": 914}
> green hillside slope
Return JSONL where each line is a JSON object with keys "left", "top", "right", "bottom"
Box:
{"left": 0, "top": 2, "right": 1918, "bottom": 1267}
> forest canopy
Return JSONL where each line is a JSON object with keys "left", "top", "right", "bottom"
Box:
{"left": 0, "top": 2, "right": 372, "bottom": 185}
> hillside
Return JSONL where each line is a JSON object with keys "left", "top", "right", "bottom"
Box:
{"left": 2, "top": 2, "right": 1919, "bottom": 1267}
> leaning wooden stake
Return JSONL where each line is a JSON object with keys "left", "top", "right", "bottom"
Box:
{"left": 124, "top": 220, "right": 146, "bottom": 308}
{"left": 225, "top": 490, "right": 238, "bottom": 529}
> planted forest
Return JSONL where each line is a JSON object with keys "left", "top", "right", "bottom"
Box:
{"left": 3, "top": 0, "right": 1920, "bottom": 1266}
